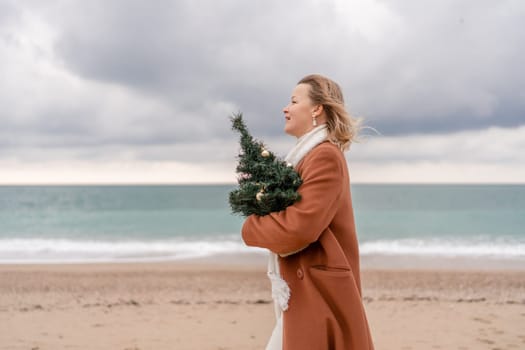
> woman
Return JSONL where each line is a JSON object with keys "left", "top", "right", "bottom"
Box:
{"left": 242, "top": 74, "right": 374, "bottom": 349}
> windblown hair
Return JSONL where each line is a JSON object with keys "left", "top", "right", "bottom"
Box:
{"left": 298, "top": 74, "right": 361, "bottom": 151}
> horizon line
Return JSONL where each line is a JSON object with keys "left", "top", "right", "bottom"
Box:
{"left": 1, "top": 182, "right": 524, "bottom": 186}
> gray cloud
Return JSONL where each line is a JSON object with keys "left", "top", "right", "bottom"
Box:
{"left": 1, "top": 0, "right": 524, "bottom": 166}
{"left": 55, "top": 1, "right": 525, "bottom": 130}
{"left": 0, "top": 1, "right": 18, "bottom": 26}
{"left": 349, "top": 1, "right": 525, "bottom": 132}
{"left": 49, "top": 0, "right": 304, "bottom": 136}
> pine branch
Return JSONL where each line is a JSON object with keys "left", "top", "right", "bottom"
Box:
{"left": 229, "top": 113, "right": 302, "bottom": 217}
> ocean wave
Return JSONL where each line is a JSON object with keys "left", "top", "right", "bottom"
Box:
{"left": 0, "top": 237, "right": 523, "bottom": 264}
{"left": 360, "top": 238, "right": 525, "bottom": 259}
{"left": 0, "top": 238, "right": 264, "bottom": 264}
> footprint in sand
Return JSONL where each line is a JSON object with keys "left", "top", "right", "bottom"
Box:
{"left": 477, "top": 337, "right": 495, "bottom": 345}
{"left": 488, "top": 327, "right": 504, "bottom": 335}
{"left": 472, "top": 316, "right": 491, "bottom": 324}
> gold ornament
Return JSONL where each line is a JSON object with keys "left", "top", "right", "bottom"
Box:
{"left": 261, "top": 149, "right": 270, "bottom": 158}
{"left": 256, "top": 189, "right": 265, "bottom": 201}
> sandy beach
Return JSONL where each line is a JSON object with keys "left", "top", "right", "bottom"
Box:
{"left": 1, "top": 257, "right": 524, "bottom": 350}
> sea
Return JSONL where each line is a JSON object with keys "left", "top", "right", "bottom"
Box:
{"left": 0, "top": 184, "right": 524, "bottom": 268}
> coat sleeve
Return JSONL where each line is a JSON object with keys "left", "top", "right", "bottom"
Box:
{"left": 241, "top": 143, "right": 344, "bottom": 255}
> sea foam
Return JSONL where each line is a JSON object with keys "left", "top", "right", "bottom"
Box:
{"left": 360, "top": 238, "right": 525, "bottom": 259}
{"left": 0, "top": 237, "right": 261, "bottom": 264}
{"left": 0, "top": 237, "right": 523, "bottom": 264}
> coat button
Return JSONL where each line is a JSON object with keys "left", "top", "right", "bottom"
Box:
{"left": 296, "top": 268, "right": 304, "bottom": 280}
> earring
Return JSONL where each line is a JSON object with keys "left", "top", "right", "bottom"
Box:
{"left": 312, "top": 115, "right": 318, "bottom": 126}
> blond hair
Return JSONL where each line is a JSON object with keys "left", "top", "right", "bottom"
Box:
{"left": 298, "top": 74, "right": 360, "bottom": 151}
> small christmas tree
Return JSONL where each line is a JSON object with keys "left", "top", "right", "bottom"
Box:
{"left": 229, "top": 113, "right": 302, "bottom": 217}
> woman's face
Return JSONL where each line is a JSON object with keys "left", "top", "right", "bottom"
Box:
{"left": 283, "top": 83, "right": 317, "bottom": 138}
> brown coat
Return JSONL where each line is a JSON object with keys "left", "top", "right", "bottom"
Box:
{"left": 242, "top": 141, "right": 374, "bottom": 350}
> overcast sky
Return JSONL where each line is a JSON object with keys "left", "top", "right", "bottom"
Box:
{"left": 1, "top": 0, "right": 524, "bottom": 184}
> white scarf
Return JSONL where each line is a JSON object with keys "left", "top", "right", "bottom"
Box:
{"left": 266, "top": 124, "right": 328, "bottom": 350}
